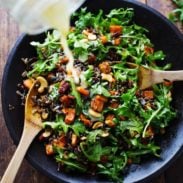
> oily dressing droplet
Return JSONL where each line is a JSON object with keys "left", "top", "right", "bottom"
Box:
{"left": 41, "top": 0, "right": 80, "bottom": 84}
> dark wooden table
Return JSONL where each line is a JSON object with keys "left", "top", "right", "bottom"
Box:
{"left": 0, "top": 0, "right": 183, "bottom": 182}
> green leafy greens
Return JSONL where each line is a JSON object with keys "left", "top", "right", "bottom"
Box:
{"left": 22, "top": 8, "right": 176, "bottom": 183}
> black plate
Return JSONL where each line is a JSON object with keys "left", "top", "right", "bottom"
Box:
{"left": 2, "top": 0, "right": 183, "bottom": 182}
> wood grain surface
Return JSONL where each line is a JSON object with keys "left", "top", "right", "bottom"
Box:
{"left": 0, "top": 1, "right": 183, "bottom": 183}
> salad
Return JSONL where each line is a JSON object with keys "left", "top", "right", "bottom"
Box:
{"left": 18, "top": 8, "right": 176, "bottom": 182}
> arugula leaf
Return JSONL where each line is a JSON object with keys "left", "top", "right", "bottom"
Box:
{"left": 80, "top": 142, "right": 103, "bottom": 162}
{"left": 68, "top": 78, "right": 83, "bottom": 111}
{"left": 90, "top": 83, "right": 111, "bottom": 97}
{"left": 97, "top": 152, "right": 127, "bottom": 183}
{"left": 43, "top": 115, "right": 86, "bottom": 135}
{"left": 55, "top": 148, "right": 86, "bottom": 172}
{"left": 43, "top": 115, "right": 69, "bottom": 133}
{"left": 72, "top": 121, "right": 86, "bottom": 136}
{"left": 87, "top": 129, "right": 103, "bottom": 143}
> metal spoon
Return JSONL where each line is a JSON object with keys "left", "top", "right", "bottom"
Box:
{"left": 1, "top": 76, "right": 48, "bottom": 183}
{"left": 127, "top": 62, "right": 183, "bottom": 90}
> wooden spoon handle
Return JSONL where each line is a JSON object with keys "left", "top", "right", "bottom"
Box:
{"left": 153, "top": 70, "right": 183, "bottom": 84}
{"left": 1, "top": 122, "right": 41, "bottom": 183}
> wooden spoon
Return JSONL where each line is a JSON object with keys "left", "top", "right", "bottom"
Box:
{"left": 1, "top": 76, "right": 48, "bottom": 183}
{"left": 127, "top": 62, "right": 183, "bottom": 90}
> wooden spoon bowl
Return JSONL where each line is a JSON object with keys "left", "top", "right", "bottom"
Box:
{"left": 1, "top": 76, "right": 48, "bottom": 183}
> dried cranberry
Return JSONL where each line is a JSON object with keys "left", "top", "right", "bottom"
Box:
{"left": 59, "top": 81, "right": 70, "bottom": 94}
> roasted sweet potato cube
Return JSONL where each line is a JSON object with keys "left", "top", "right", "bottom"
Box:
{"left": 45, "top": 144, "right": 54, "bottom": 155}
{"left": 109, "top": 25, "right": 122, "bottom": 34}
{"left": 79, "top": 113, "right": 92, "bottom": 127}
{"left": 62, "top": 108, "right": 76, "bottom": 124}
{"left": 143, "top": 90, "right": 154, "bottom": 99}
{"left": 90, "top": 95, "right": 107, "bottom": 112}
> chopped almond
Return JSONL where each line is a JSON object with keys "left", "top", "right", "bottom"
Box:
{"left": 45, "top": 144, "right": 54, "bottom": 155}
{"left": 100, "top": 35, "right": 108, "bottom": 44}
{"left": 105, "top": 114, "right": 115, "bottom": 127}
{"left": 77, "top": 87, "right": 90, "bottom": 96}
{"left": 109, "top": 25, "right": 122, "bottom": 34}
{"left": 23, "top": 78, "right": 34, "bottom": 89}
{"left": 143, "top": 90, "right": 154, "bottom": 99}
{"left": 79, "top": 113, "right": 92, "bottom": 127}
{"left": 62, "top": 108, "right": 76, "bottom": 124}
{"left": 60, "top": 95, "right": 74, "bottom": 107}
{"left": 91, "top": 95, "right": 107, "bottom": 112}
{"left": 113, "top": 38, "right": 121, "bottom": 45}
{"left": 99, "top": 61, "right": 111, "bottom": 74}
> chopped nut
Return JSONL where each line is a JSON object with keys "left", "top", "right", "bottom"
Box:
{"left": 36, "top": 77, "right": 48, "bottom": 93}
{"left": 71, "top": 133, "right": 78, "bottom": 146}
{"left": 101, "top": 73, "right": 115, "bottom": 83}
{"left": 41, "top": 111, "right": 49, "bottom": 120}
{"left": 80, "top": 136, "right": 87, "bottom": 141}
{"left": 92, "top": 122, "right": 103, "bottom": 129}
{"left": 101, "top": 131, "right": 109, "bottom": 137}
{"left": 88, "top": 108, "right": 102, "bottom": 118}
{"left": 42, "top": 130, "right": 52, "bottom": 138}
{"left": 88, "top": 33, "right": 97, "bottom": 41}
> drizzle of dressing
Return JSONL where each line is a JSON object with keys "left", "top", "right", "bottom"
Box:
{"left": 41, "top": 1, "right": 80, "bottom": 84}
